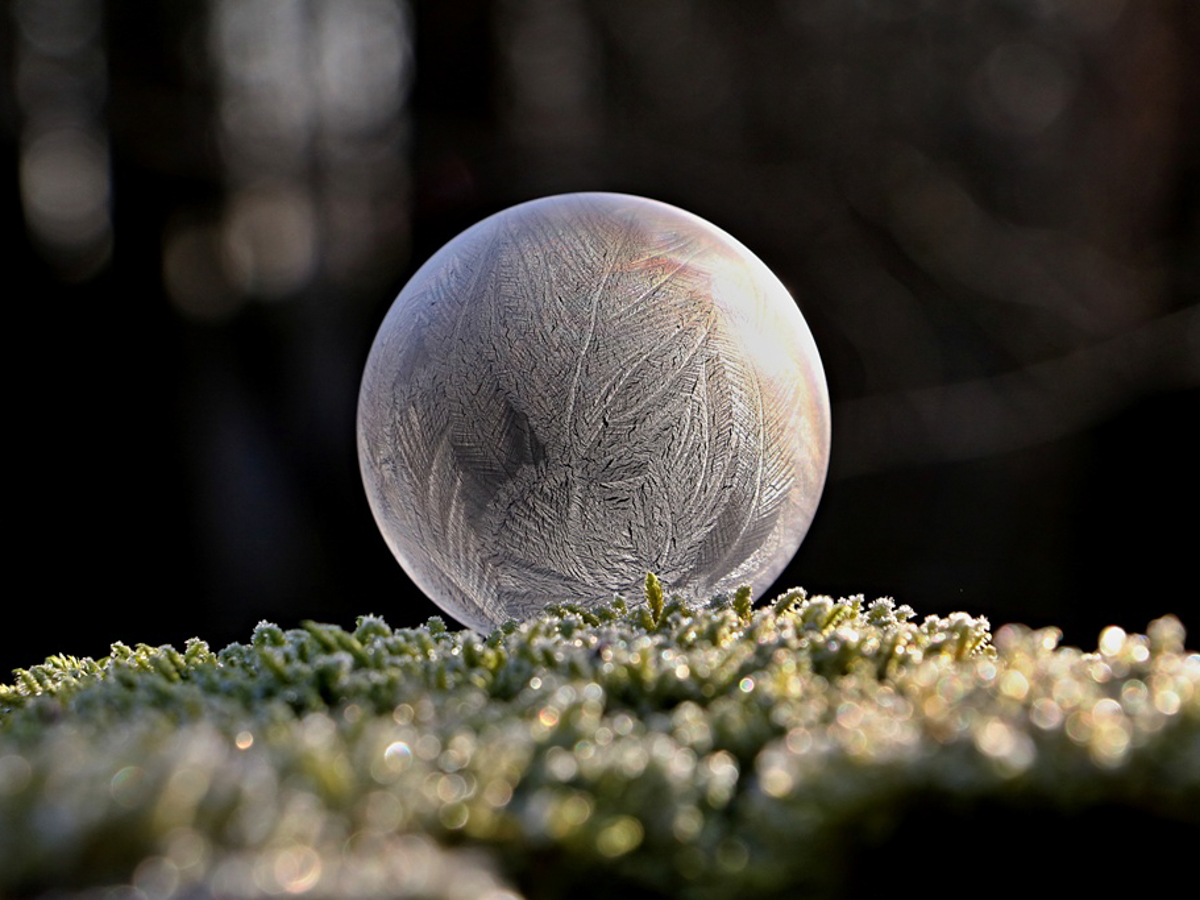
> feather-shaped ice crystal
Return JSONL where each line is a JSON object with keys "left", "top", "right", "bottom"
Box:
{"left": 358, "top": 193, "right": 830, "bottom": 630}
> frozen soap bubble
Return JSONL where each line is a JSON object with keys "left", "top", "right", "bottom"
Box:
{"left": 358, "top": 193, "right": 830, "bottom": 631}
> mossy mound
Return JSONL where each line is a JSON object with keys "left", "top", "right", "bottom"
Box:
{"left": 2, "top": 583, "right": 1197, "bottom": 899}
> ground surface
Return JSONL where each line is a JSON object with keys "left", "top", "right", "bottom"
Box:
{"left": 2, "top": 583, "right": 1197, "bottom": 899}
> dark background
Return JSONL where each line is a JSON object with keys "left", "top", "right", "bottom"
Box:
{"left": 5, "top": 0, "right": 1198, "bottom": 676}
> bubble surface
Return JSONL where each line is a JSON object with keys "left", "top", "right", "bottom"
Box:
{"left": 358, "top": 193, "right": 830, "bottom": 630}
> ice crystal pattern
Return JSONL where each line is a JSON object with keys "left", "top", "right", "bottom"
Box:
{"left": 358, "top": 193, "right": 830, "bottom": 630}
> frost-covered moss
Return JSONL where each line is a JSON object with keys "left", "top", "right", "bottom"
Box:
{"left": 1, "top": 586, "right": 1197, "bottom": 899}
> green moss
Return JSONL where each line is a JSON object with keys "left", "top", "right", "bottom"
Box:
{"left": 1, "top": 588, "right": 1197, "bottom": 899}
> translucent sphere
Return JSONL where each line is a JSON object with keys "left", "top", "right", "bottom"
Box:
{"left": 358, "top": 193, "right": 830, "bottom": 631}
